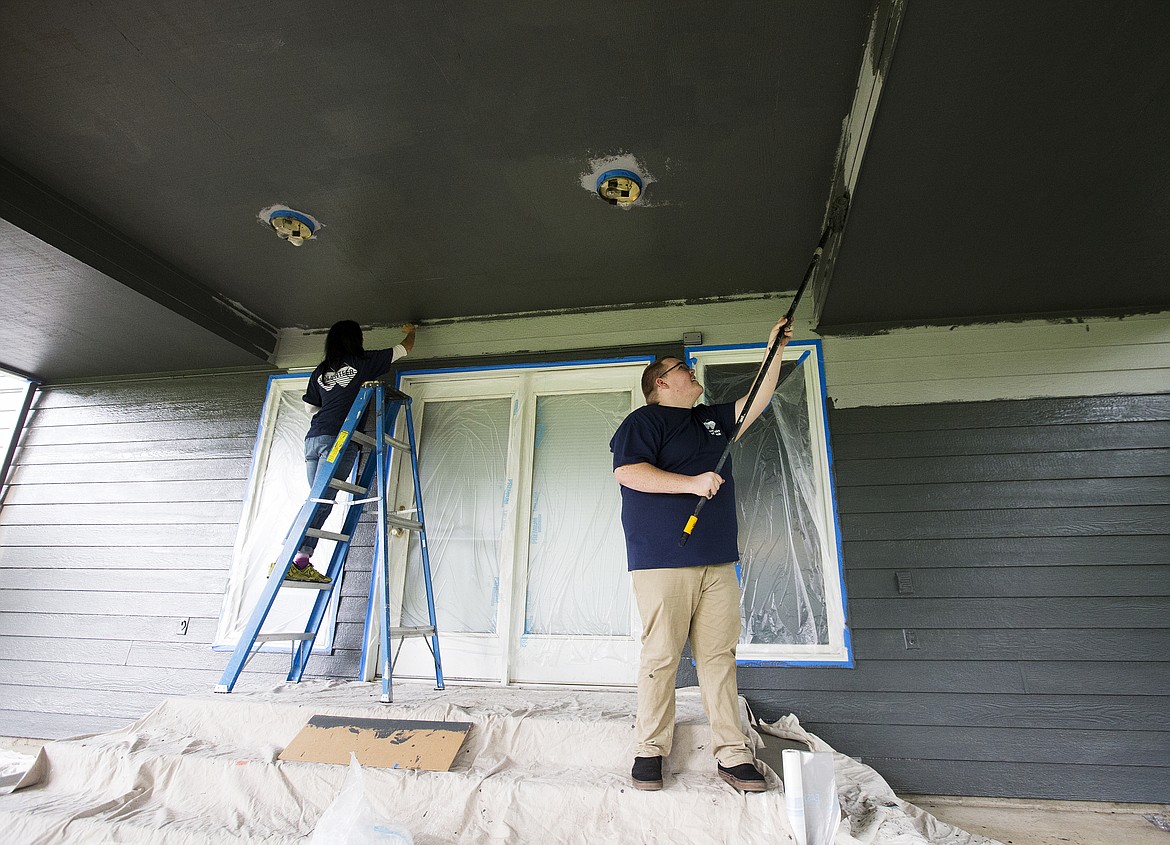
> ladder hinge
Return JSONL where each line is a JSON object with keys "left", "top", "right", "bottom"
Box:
{"left": 385, "top": 514, "right": 423, "bottom": 531}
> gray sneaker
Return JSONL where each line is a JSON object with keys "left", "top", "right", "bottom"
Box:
{"left": 718, "top": 762, "right": 767, "bottom": 792}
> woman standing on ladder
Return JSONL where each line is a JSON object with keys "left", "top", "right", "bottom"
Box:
{"left": 287, "top": 320, "right": 416, "bottom": 582}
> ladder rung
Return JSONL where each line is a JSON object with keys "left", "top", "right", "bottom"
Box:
{"left": 255, "top": 633, "right": 315, "bottom": 642}
{"left": 386, "top": 514, "right": 423, "bottom": 531}
{"left": 389, "top": 626, "right": 435, "bottom": 637}
{"left": 329, "top": 478, "right": 367, "bottom": 494}
{"left": 306, "top": 528, "right": 350, "bottom": 542}
{"left": 384, "top": 435, "right": 412, "bottom": 452}
{"left": 351, "top": 430, "right": 376, "bottom": 447}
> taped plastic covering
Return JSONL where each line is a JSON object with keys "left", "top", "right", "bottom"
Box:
{"left": 216, "top": 381, "right": 346, "bottom": 650}
{"left": 402, "top": 398, "right": 511, "bottom": 633}
{"left": 702, "top": 361, "right": 830, "bottom": 645}
{"left": 526, "top": 392, "right": 630, "bottom": 636}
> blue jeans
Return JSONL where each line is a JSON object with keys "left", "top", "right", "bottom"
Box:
{"left": 299, "top": 434, "right": 359, "bottom": 555}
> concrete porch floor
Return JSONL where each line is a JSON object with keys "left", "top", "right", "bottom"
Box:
{"left": 900, "top": 794, "right": 1170, "bottom": 845}
{"left": 2, "top": 734, "right": 1166, "bottom": 845}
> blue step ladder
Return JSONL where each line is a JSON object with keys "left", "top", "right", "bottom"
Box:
{"left": 215, "top": 381, "right": 444, "bottom": 703}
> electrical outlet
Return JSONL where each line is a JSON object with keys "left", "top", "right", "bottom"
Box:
{"left": 176, "top": 618, "right": 189, "bottom": 636}
{"left": 903, "top": 629, "right": 919, "bottom": 649}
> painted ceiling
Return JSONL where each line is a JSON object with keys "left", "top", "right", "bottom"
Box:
{"left": 1, "top": 1, "right": 1167, "bottom": 380}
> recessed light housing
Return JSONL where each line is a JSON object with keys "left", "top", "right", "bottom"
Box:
{"left": 596, "top": 169, "right": 643, "bottom": 205}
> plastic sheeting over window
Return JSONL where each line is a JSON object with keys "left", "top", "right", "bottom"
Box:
{"left": 403, "top": 398, "right": 510, "bottom": 634}
{"left": 526, "top": 392, "right": 630, "bottom": 636}
{"left": 216, "top": 377, "right": 345, "bottom": 650}
{"left": 702, "top": 360, "right": 831, "bottom": 647}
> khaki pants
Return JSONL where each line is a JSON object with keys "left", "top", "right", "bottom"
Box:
{"left": 631, "top": 562, "right": 754, "bottom": 766}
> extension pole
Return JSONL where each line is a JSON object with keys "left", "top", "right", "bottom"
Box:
{"left": 677, "top": 222, "right": 834, "bottom": 547}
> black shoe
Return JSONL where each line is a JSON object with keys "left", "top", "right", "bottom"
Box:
{"left": 631, "top": 756, "right": 663, "bottom": 791}
{"left": 717, "top": 762, "right": 768, "bottom": 792}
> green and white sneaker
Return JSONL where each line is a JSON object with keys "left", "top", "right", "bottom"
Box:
{"left": 268, "top": 560, "right": 332, "bottom": 584}
{"left": 285, "top": 563, "right": 331, "bottom": 584}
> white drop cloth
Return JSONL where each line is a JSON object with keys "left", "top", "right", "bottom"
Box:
{"left": 0, "top": 680, "right": 1002, "bottom": 845}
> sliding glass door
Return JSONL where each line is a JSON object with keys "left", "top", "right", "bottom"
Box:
{"left": 384, "top": 363, "right": 645, "bottom": 686}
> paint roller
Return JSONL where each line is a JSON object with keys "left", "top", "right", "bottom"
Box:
{"left": 678, "top": 194, "right": 850, "bottom": 547}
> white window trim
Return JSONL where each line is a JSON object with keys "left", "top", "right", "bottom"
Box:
{"left": 688, "top": 339, "right": 853, "bottom": 667}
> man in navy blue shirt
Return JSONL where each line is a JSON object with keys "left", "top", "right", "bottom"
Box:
{"left": 610, "top": 317, "right": 791, "bottom": 792}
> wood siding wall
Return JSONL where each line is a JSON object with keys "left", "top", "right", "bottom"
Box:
{"left": 1, "top": 369, "right": 1167, "bottom": 803}
{"left": 732, "top": 392, "right": 1170, "bottom": 803}
{"left": 0, "top": 372, "right": 374, "bottom": 738}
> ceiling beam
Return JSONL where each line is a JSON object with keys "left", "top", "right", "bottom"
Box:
{"left": 811, "top": 0, "right": 907, "bottom": 329}
{"left": 0, "top": 157, "right": 277, "bottom": 362}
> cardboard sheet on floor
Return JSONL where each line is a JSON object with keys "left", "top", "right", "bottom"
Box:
{"left": 279, "top": 715, "right": 471, "bottom": 770}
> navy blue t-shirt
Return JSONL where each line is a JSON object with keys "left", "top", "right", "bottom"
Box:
{"left": 609, "top": 402, "right": 739, "bottom": 570}
{"left": 303, "top": 347, "right": 402, "bottom": 439}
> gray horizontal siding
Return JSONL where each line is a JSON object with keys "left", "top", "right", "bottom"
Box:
{"left": 4, "top": 372, "right": 1167, "bottom": 805}
{"left": 0, "top": 372, "right": 371, "bottom": 737}
{"left": 736, "top": 392, "right": 1170, "bottom": 803}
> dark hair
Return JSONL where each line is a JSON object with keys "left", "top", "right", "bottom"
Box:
{"left": 323, "top": 320, "right": 364, "bottom": 368}
{"left": 641, "top": 356, "right": 673, "bottom": 402}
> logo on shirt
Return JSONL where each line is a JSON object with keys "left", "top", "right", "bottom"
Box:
{"left": 703, "top": 419, "right": 723, "bottom": 437}
{"left": 317, "top": 365, "right": 357, "bottom": 392}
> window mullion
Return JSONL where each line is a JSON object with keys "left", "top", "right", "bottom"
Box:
{"left": 494, "top": 374, "right": 537, "bottom": 685}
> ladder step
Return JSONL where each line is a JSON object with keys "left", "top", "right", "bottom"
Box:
{"left": 386, "top": 513, "right": 423, "bottom": 531}
{"left": 350, "top": 430, "right": 412, "bottom": 453}
{"left": 329, "top": 478, "right": 367, "bottom": 494}
{"left": 305, "top": 528, "right": 350, "bottom": 542}
{"left": 389, "top": 626, "right": 435, "bottom": 638}
{"left": 255, "top": 633, "right": 315, "bottom": 642}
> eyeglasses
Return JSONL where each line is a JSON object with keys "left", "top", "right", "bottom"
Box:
{"left": 658, "top": 361, "right": 692, "bottom": 379}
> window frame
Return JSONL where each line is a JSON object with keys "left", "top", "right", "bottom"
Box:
{"left": 687, "top": 338, "right": 853, "bottom": 667}
{"left": 0, "top": 369, "right": 38, "bottom": 503}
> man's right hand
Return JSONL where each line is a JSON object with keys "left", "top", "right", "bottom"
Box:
{"left": 400, "top": 323, "right": 417, "bottom": 353}
{"left": 690, "top": 471, "right": 724, "bottom": 499}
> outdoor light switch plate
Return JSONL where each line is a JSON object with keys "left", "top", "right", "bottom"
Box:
{"left": 682, "top": 332, "right": 703, "bottom": 346}
{"left": 896, "top": 571, "right": 914, "bottom": 594}
{"left": 176, "top": 618, "right": 189, "bottom": 636}
{"left": 903, "top": 629, "right": 919, "bottom": 650}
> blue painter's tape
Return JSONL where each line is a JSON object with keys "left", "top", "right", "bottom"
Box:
{"left": 269, "top": 208, "right": 316, "bottom": 233}
{"left": 399, "top": 355, "right": 654, "bottom": 378}
{"left": 596, "top": 169, "right": 643, "bottom": 192}
{"left": 686, "top": 339, "right": 820, "bottom": 355}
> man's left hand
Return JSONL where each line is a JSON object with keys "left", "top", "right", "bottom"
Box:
{"left": 769, "top": 317, "right": 794, "bottom": 347}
